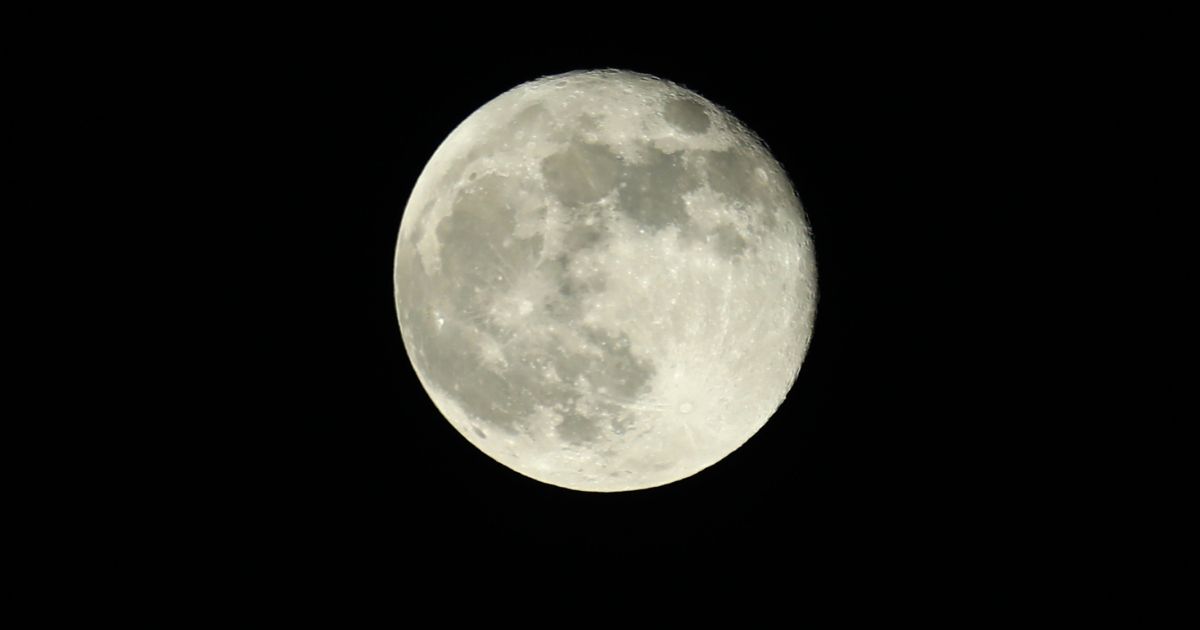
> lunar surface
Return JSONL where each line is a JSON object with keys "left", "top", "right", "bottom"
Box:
{"left": 394, "top": 70, "right": 817, "bottom": 492}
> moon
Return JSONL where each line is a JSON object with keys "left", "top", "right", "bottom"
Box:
{"left": 394, "top": 70, "right": 817, "bottom": 492}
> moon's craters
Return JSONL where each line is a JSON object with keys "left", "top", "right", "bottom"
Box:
{"left": 710, "top": 223, "right": 749, "bottom": 257}
{"left": 395, "top": 70, "right": 816, "bottom": 491}
{"left": 703, "top": 149, "right": 778, "bottom": 215}
{"left": 615, "top": 146, "right": 698, "bottom": 231}
{"left": 541, "top": 142, "right": 622, "bottom": 206}
{"left": 663, "top": 97, "right": 711, "bottom": 134}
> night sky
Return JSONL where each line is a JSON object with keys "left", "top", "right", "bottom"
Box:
{"left": 179, "top": 26, "right": 1049, "bottom": 611}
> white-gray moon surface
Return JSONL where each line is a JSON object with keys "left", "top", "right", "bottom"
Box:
{"left": 394, "top": 69, "right": 817, "bottom": 492}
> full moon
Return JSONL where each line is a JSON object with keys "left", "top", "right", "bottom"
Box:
{"left": 394, "top": 70, "right": 817, "bottom": 492}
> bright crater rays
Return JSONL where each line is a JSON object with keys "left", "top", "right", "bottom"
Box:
{"left": 394, "top": 70, "right": 817, "bottom": 492}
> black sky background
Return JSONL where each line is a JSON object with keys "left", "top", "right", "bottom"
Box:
{"left": 148, "top": 26, "right": 1056, "bottom": 610}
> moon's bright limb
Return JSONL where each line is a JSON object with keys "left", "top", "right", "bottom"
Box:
{"left": 394, "top": 70, "right": 817, "bottom": 492}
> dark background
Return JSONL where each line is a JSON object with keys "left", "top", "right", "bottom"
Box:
{"left": 175, "top": 27, "right": 1049, "bottom": 609}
